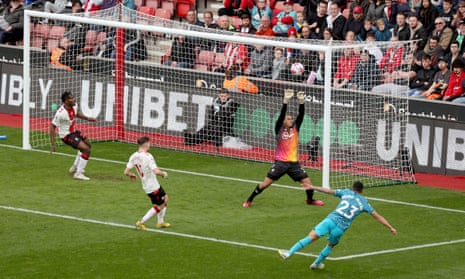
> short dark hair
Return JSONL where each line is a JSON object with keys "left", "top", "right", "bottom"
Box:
{"left": 61, "top": 91, "right": 74, "bottom": 103}
{"left": 137, "top": 136, "right": 150, "bottom": 146}
{"left": 352, "top": 181, "right": 364, "bottom": 192}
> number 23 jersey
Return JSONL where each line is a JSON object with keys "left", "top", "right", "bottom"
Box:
{"left": 327, "top": 189, "right": 375, "bottom": 230}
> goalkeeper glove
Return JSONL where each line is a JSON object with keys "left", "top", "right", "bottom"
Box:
{"left": 161, "top": 171, "right": 168, "bottom": 179}
{"left": 283, "top": 89, "right": 294, "bottom": 104}
{"left": 296, "top": 91, "right": 306, "bottom": 104}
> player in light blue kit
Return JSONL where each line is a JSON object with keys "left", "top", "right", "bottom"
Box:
{"left": 278, "top": 181, "right": 397, "bottom": 270}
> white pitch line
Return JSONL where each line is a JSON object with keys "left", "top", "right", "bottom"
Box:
{"left": 2, "top": 144, "right": 465, "bottom": 260}
{"left": 0, "top": 205, "right": 316, "bottom": 259}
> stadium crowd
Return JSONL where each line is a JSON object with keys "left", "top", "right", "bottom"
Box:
{"left": 3, "top": 0, "right": 465, "bottom": 102}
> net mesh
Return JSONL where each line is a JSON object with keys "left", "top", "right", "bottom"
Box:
{"left": 24, "top": 5, "right": 416, "bottom": 188}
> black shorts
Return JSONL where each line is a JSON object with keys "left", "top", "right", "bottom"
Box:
{"left": 266, "top": 161, "right": 308, "bottom": 182}
{"left": 147, "top": 186, "right": 167, "bottom": 206}
{"left": 62, "top": 131, "right": 86, "bottom": 149}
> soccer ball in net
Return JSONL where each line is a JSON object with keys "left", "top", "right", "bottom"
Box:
{"left": 290, "top": 62, "right": 305, "bottom": 75}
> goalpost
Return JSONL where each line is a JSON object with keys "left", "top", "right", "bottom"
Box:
{"left": 23, "top": 5, "right": 415, "bottom": 188}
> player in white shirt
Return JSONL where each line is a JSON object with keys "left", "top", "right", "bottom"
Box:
{"left": 50, "top": 92, "right": 96, "bottom": 180}
{"left": 124, "top": 136, "right": 170, "bottom": 230}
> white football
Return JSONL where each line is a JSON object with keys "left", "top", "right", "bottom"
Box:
{"left": 291, "top": 62, "right": 305, "bottom": 75}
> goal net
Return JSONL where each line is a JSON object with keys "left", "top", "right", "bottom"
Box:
{"left": 23, "top": 5, "right": 416, "bottom": 188}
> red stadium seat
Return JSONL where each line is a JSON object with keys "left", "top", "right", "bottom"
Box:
{"left": 137, "top": 6, "right": 156, "bottom": 16}
{"left": 155, "top": 8, "right": 172, "bottom": 19}
{"left": 134, "top": 0, "right": 145, "bottom": 8}
{"left": 176, "top": 0, "right": 194, "bottom": 18}
{"left": 196, "top": 50, "right": 215, "bottom": 71}
{"left": 145, "top": 0, "right": 159, "bottom": 8}
{"left": 160, "top": 1, "right": 174, "bottom": 17}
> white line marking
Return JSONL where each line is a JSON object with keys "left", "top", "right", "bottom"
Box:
{"left": 2, "top": 205, "right": 465, "bottom": 261}
{"left": 2, "top": 144, "right": 465, "bottom": 260}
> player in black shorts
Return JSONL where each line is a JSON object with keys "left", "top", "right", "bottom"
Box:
{"left": 243, "top": 89, "right": 324, "bottom": 207}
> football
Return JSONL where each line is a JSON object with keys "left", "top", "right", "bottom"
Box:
{"left": 290, "top": 62, "right": 305, "bottom": 75}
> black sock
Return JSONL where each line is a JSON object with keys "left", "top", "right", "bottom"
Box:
{"left": 305, "top": 189, "right": 314, "bottom": 201}
{"left": 247, "top": 185, "right": 263, "bottom": 202}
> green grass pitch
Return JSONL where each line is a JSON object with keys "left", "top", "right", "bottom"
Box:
{"left": 1, "top": 126, "right": 465, "bottom": 278}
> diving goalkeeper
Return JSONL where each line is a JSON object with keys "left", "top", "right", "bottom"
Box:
{"left": 243, "top": 89, "right": 324, "bottom": 207}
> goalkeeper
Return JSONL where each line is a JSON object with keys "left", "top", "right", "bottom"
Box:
{"left": 243, "top": 89, "right": 324, "bottom": 207}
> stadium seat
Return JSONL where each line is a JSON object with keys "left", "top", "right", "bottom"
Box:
{"left": 160, "top": 1, "right": 174, "bottom": 17}
{"left": 155, "top": 8, "right": 172, "bottom": 19}
{"left": 194, "top": 64, "right": 209, "bottom": 71}
{"left": 212, "top": 52, "right": 225, "bottom": 71}
{"left": 145, "top": 0, "right": 159, "bottom": 8}
{"left": 196, "top": 50, "right": 215, "bottom": 71}
{"left": 176, "top": 0, "right": 194, "bottom": 18}
{"left": 137, "top": 6, "right": 156, "bottom": 16}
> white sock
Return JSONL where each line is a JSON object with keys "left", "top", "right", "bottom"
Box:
{"left": 77, "top": 155, "right": 88, "bottom": 174}
{"left": 157, "top": 207, "right": 167, "bottom": 224}
{"left": 72, "top": 151, "right": 81, "bottom": 169}
{"left": 141, "top": 207, "right": 157, "bottom": 224}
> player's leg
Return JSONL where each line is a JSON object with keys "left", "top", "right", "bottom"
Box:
{"left": 156, "top": 191, "right": 170, "bottom": 228}
{"left": 278, "top": 223, "right": 324, "bottom": 260}
{"left": 243, "top": 162, "right": 287, "bottom": 207}
{"left": 137, "top": 188, "right": 170, "bottom": 230}
{"left": 69, "top": 150, "right": 81, "bottom": 174}
{"left": 288, "top": 164, "right": 324, "bottom": 206}
{"left": 311, "top": 225, "right": 343, "bottom": 270}
{"left": 74, "top": 139, "right": 91, "bottom": 180}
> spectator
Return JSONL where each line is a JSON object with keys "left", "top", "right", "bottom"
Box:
{"left": 300, "top": 24, "right": 312, "bottom": 39}
{"left": 445, "top": 41, "right": 465, "bottom": 69}
{"left": 420, "top": 56, "right": 450, "bottom": 100}
{"left": 343, "top": 6, "right": 365, "bottom": 40}
{"left": 255, "top": 15, "right": 275, "bottom": 36}
{"left": 199, "top": 11, "right": 217, "bottom": 29}
{"left": 184, "top": 88, "right": 239, "bottom": 148}
{"left": 244, "top": 44, "right": 273, "bottom": 78}
{"left": 365, "top": 31, "right": 383, "bottom": 64}
{"left": 223, "top": 39, "right": 249, "bottom": 72}
{"left": 383, "top": 0, "right": 398, "bottom": 29}
{"left": 429, "top": 17, "right": 453, "bottom": 52}
{"left": 223, "top": 64, "right": 259, "bottom": 94}
{"left": 409, "top": 14, "right": 428, "bottom": 50}
{"left": 357, "top": 18, "right": 374, "bottom": 41}
{"left": 51, "top": 37, "right": 77, "bottom": 71}
{"left": 323, "top": 2, "right": 346, "bottom": 40}
{"left": 366, "top": 0, "right": 386, "bottom": 23}
{"left": 184, "top": 9, "right": 202, "bottom": 26}
{"left": 407, "top": 54, "right": 436, "bottom": 97}
{"left": 379, "top": 36, "right": 405, "bottom": 83}
{"left": 299, "top": 0, "right": 319, "bottom": 22}
{"left": 443, "top": 58, "right": 465, "bottom": 101}
{"left": 333, "top": 47, "right": 360, "bottom": 88}
{"left": 272, "top": 0, "right": 296, "bottom": 36}
{"left": 423, "top": 35, "right": 445, "bottom": 66}
{"left": 238, "top": 9, "right": 257, "bottom": 34}
{"left": 272, "top": 47, "right": 287, "bottom": 80}
{"left": 452, "top": 1, "right": 465, "bottom": 29}
{"left": 393, "top": 12, "right": 410, "bottom": 41}
{"left": 351, "top": 50, "right": 380, "bottom": 90}
{"left": 440, "top": 0, "right": 455, "bottom": 27}
{"left": 0, "top": 0, "right": 23, "bottom": 45}
{"left": 219, "top": 0, "right": 248, "bottom": 17}
{"left": 83, "top": 0, "right": 103, "bottom": 12}
{"left": 294, "top": 11, "right": 308, "bottom": 36}
{"left": 451, "top": 20, "right": 465, "bottom": 52}
{"left": 40, "top": 0, "right": 67, "bottom": 24}
{"left": 164, "top": 36, "right": 195, "bottom": 68}
{"left": 249, "top": 0, "right": 273, "bottom": 30}
{"left": 307, "top": 0, "right": 327, "bottom": 39}
{"left": 215, "top": 15, "right": 236, "bottom": 52}
{"left": 349, "top": 0, "right": 370, "bottom": 16}
{"left": 375, "top": 18, "right": 392, "bottom": 42}
{"left": 418, "top": 0, "right": 438, "bottom": 34}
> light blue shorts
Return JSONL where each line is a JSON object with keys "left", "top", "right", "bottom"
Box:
{"left": 314, "top": 218, "right": 345, "bottom": 245}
